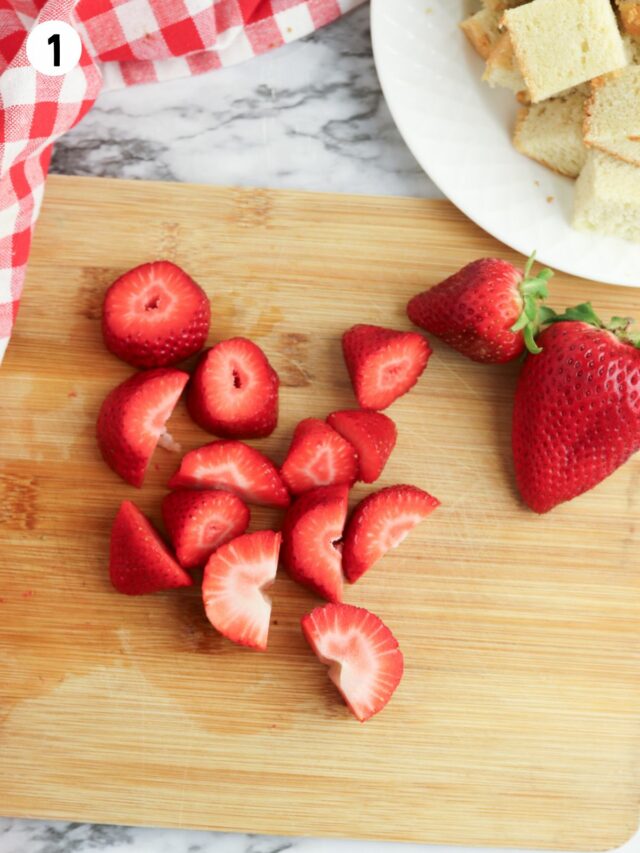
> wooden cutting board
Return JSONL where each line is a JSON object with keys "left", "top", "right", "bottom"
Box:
{"left": 1, "top": 174, "right": 639, "bottom": 850}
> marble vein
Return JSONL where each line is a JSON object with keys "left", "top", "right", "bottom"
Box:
{"left": 49, "top": 7, "right": 440, "bottom": 198}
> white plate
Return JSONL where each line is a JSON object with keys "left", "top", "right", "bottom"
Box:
{"left": 371, "top": 0, "right": 640, "bottom": 287}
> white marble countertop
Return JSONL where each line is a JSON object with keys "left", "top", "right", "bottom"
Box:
{"left": 0, "top": 7, "right": 515, "bottom": 853}
{"left": 48, "top": 5, "right": 439, "bottom": 198}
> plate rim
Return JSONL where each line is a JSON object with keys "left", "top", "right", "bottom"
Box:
{"left": 370, "top": 0, "right": 640, "bottom": 288}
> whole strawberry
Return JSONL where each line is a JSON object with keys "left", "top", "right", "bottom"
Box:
{"left": 407, "top": 255, "right": 553, "bottom": 363}
{"left": 513, "top": 303, "right": 640, "bottom": 513}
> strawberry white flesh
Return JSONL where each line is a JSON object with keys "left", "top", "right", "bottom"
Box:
{"left": 168, "top": 440, "right": 290, "bottom": 508}
{"left": 202, "top": 530, "right": 281, "bottom": 651}
{"left": 342, "top": 485, "right": 440, "bottom": 583}
{"left": 302, "top": 603, "right": 404, "bottom": 722}
{"left": 97, "top": 368, "right": 189, "bottom": 487}
{"left": 161, "top": 489, "right": 250, "bottom": 569}
{"left": 280, "top": 418, "right": 357, "bottom": 495}
{"left": 282, "top": 484, "right": 348, "bottom": 602}
{"left": 342, "top": 325, "right": 432, "bottom": 411}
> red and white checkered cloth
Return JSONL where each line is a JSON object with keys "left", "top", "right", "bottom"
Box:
{"left": 0, "top": 0, "right": 364, "bottom": 363}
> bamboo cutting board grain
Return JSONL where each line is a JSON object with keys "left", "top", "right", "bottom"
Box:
{"left": 1, "top": 175, "right": 640, "bottom": 850}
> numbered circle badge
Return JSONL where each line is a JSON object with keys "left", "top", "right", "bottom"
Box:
{"left": 26, "top": 20, "right": 82, "bottom": 76}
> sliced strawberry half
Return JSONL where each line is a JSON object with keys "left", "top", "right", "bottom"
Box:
{"left": 326, "top": 409, "right": 397, "bottom": 483}
{"left": 343, "top": 485, "right": 440, "bottom": 583}
{"left": 168, "top": 440, "right": 290, "bottom": 508}
{"left": 301, "top": 603, "right": 404, "bottom": 722}
{"left": 342, "top": 324, "right": 432, "bottom": 410}
{"left": 161, "top": 489, "right": 250, "bottom": 569}
{"left": 187, "top": 337, "right": 279, "bottom": 439}
{"left": 102, "top": 261, "right": 210, "bottom": 368}
{"left": 282, "top": 484, "right": 348, "bottom": 602}
{"left": 109, "top": 500, "right": 192, "bottom": 595}
{"left": 202, "top": 530, "right": 281, "bottom": 651}
{"left": 280, "top": 418, "right": 357, "bottom": 496}
{"left": 97, "top": 368, "right": 188, "bottom": 487}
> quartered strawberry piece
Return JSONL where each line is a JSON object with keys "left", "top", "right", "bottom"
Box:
{"left": 342, "top": 324, "right": 432, "bottom": 410}
{"left": 280, "top": 418, "right": 357, "bottom": 496}
{"left": 343, "top": 485, "right": 440, "bottom": 583}
{"left": 102, "top": 261, "right": 210, "bottom": 368}
{"left": 326, "top": 409, "right": 397, "bottom": 484}
{"left": 187, "top": 337, "right": 279, "bottom": 438}
{"left": 161, "top": 489, "right": 250, "bottom": 569}
{"left": 109, "top": 500, "right": 192, "bottom": 595}
{"left": 97, "top": 368, "right": 188, "bottom": 487}
{"left": 168, "top": 440, "right": 290, "bottom": 508}
{"left": 202, "top": 530, "right": 282, "bottom": 651}
{"left": 282, "top": 484, "right": 349, "bottom": 602}
{"left": 301, "top": 603, "right": 404, "bottom": 722}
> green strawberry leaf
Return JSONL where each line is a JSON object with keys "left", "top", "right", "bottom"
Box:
{"left": 523, "top": 252, "right": 536, "bottom": 278}
{"left": 546, "top": 302, "right": 604, "bottom": 327}
{"left": 547, "top": 302, "right": 640, "bottom": 348}
{"left": 538, "top": 306, "right": 558, "bottom": 325}
{"left": 523, "top": 325, "right": 542, "bottom": 355}
{"left": 626, "top": 332, "right": 640, "bottom": 349}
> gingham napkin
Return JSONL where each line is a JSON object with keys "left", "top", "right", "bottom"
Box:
{"left": 0, "top": 0, "right": 364, "bottom": 364}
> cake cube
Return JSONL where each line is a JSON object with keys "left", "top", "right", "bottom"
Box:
{"left": 504, "top": 0, "right": 628, "bottom": 103}
{"left": 584, "top": 65, "right": 640, "bottom": 165}
{"left": 616, "top": 1, "right": 640, "bottom": 37}
{"left": 514, "top": 88, "right": 588, "bottom": 177}
{"left": 461, "top": 9, "right": 502, "bottom": 60}
{"left": 573, "top": 149, "right": 640, "bottom": 243}
{"left": 482, "top": 31, "right": 527, "bottom": 93}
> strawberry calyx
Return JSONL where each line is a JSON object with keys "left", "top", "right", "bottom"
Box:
{"left": 510, "top": 253, "right": 554, "bottom": 356}
{"left": 547, "top": 302, "right": 640, "bottom": 349}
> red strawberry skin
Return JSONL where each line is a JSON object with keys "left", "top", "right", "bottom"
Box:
{"left": 97, "top": 368, "right": 188, "bottom": 487}
{"left": 161, "top": 489, "right": 250, "bottom": 569}
{"left": 301, "top": 603, "right": 404, "bottom": 722}
{"left": 343, "top": 485, "right": 440, "bottom": 583}
{"left": 203, "top": 530, "right": 281, "bottom": 651}
{"left": 407, "top": 259, "right": 525, "bottom": 364}
{"left": 513, "top": 322, "right": 640, "bottom": 513}
{"left": 282, "top": 484, "right": 349, "bottom": 602}
{"left": 102, "top": 261, "right": 210, "bottom": 369}
{"left": 342, "top": 324, "right": 431, "bottom": 410}
{"left": 168, "top": 440, "right": 290, "bottom": 508}
{"left": 187, "top": 337, "right": 279, "bottom": 439}
{"left": 280, "top": 418, "right": 358, "bottom": 496}
{"left": 109, "top": 501, "right": 192, "bottom": 595}
{"left": 327, "top": 409, "right": 397, "bottom": 483}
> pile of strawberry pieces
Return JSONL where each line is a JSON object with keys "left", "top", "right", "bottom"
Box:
{"left": 97, "top": 261, "right": 438, "bottom": 723}
{"left": 96, "top": 254, "right": 640, "bottom": 722}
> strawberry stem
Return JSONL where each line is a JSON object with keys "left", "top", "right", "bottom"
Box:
{"left": 510, "top": 252, "right": 555, "bottom": 355}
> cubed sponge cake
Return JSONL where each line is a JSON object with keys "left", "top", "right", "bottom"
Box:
{"left": 460, "top": 9, "right": 502, "bottom": 60}
{"left": 514, "top": 88, "right": 588, "bottom": 177}
{"left": 504, "top": 0, "right": 627, "bottom": 103}
{"left": 573, "top": 149, "right": 640, "bottom": 242}
{"left": 623, "top": 33, "right": 640, "bottom": 63}
{"left": 584, "top": 66, "right": 640, "bottom": 165}
{"left": 616, "top": 1, "right": 640, "bottom": 36}
{"left": 482, "top": 31, "right": 527, "bottom": 94}
{"left": 482, "top": 0, "right": 529, "bottom": 10}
